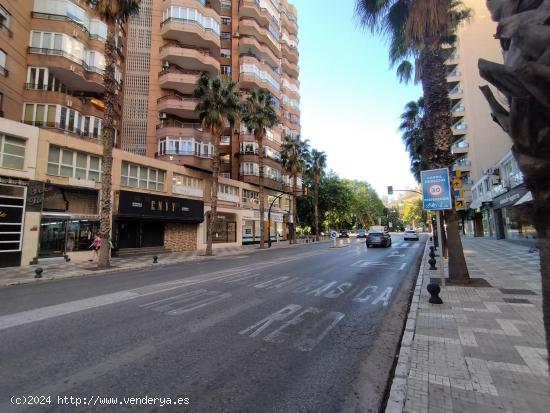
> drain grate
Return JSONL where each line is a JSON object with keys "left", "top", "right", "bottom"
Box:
{"left": 503, "top": 298, "right": 532, "bottom": 304}
{"left": 499, "top": 288, "right": 537, "bottom": 295}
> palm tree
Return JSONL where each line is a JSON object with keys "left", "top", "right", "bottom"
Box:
{"left": 399, "top": 98, "right": 429, "bottom": 182}
{"left": 87, "top": 0, "right": 140, "bottom": 269}
{"left": 281, "top": 134, "right": 310, "bottom": 244}
{"left": 478, "top": 0, "right": 550, "bottom": 369}
{"left": 194, "top": 73, "right": 240, "bottom": 256}
{"left": 355, "top": 0, "right": 471, "bottom": 283}
{"left": 241, "top": 89, "right": 278, "bottom": 249}
{"left": 309, "top": 149, "right": 327, "bottom": 241}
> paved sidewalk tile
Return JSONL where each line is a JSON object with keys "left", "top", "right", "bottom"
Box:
{"left": 401, "top": 238, "right": 549, "bottom": 413}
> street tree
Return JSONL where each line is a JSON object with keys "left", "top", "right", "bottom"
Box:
{"left": 194, "top": 73, "right": 240, "bottom": 256}
{"left": 478, "top": 0, "right": 550, "bottom": 368}
{"left": 87, "top": 0, "right": 140, "bottom": 269}
{"left": 241, "top": 89, "right": 278, "bottom": 248}
{"left": 281, "top": 134, "right": 310, "bottom": 243}
{"left": 399, "top": 98, "right": 429, "bottom": 182}
{"left": 355, "top": 0, "right": 471, "bottom": 283}
{"left": 309, "top": 149, "right": 327, "bottom": 241}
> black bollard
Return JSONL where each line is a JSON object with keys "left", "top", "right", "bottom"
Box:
{"left": 428, "top": 246, "right": 437, "bottom": 270}
{"left": 153, "top": 255, "right": 158, "bottom": 264}
{"left": 34, "top": 268, "right": 43, "bottom": 279}
{"left": 427, "top": 283, "right": 443, "bottom": 304}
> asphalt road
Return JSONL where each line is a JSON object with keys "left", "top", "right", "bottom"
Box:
{"left": 0, "top": 235, "right": 427, "bottom": 413}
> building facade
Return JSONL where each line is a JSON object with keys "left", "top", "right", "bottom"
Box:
{"left": 445, "top": 0, "right": 512, "bottom": 213}
{"left": 121, "top": 0, "right": 301, "bottom": 193}
{"left": 0, "top": 0, "right": 124, "bottom": 141}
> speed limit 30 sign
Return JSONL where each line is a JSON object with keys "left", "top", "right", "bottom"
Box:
{"left": 421, "top": 168, "right": 452, "bottom": 210}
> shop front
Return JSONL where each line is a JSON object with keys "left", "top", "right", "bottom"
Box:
{"left": 115, "top": 190, "right": 204, "bottom": 251}
{"left": 38, "top": 185, "right": 100, "bottom": 259}
{"left": 492, "top": 185, "right": 536, "bottom": 241}
{"left": 241, "top": 210, "right": 285, "bottom": 245}
{"left": 0, "top": 181, "right": 27, "bottom": 267}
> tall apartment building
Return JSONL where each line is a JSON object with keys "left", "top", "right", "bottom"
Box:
{"left": 445, "top": 0, "right": 511, "bottom": 211}
{"left": 0, "top": 0, "right": 124, "bottom": 140}
{"left": 121, "top": 0, "right": 301, "bottom": 194}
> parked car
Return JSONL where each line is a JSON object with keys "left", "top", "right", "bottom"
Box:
{"left": 356, "top": 229, "right": 367, "bottom": 238}
{"left": 339, "top": 229, "right": 350, "bottom": 238}
{"left": 366, "top": 231, "right": 392, "bottom": 248}
{"left": 404, "top": 229, "right": 419, "bottom": 241}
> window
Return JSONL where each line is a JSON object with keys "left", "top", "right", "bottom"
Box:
{"left": 0, "top": 49, "right": 6, "bottom": 76}
{"left": 221, "top": 48, "right": 231, "bottom": 58}
{"left": 120, "top": 161, "right": 165, "bottom": 191}
{"left": 0, "top": 5, "right": 11, "bottom": 34}
{"left": 243, "top": 189, "right": 259, "bottom": 204}
{"left": 162, "top": 6, "right": 220, "bottom": 35}
{"left": 221, "top": 16, "right": 231, "bottom": 25}
{"left": 221, "top": 32, "right": 231, "bottom": 41}
{"left": 47, "top": 145, "right": 101, "bottom": 181}
{"left": 241, "top": 162, "right": 258, "bottom": 175}
{"left": 221, "top": 65, "right": 231, "bottom": 76}
{"left": 172, "top": 174, "right": 202, "bottom": 189}
{"left": 219, "top": 184, "right": 237, "bottom": 195}
{"left": 0, "top": 134, "right": 25, "bottom": 170}
{"left": 220, "top": 135, "right": 230, "bottom": 145}
{"left": 268, "top": 195, "right": 281, "bottom": 208}
{"left": 220, "top": 172, "right": 231, "bottom": 178}
{"left": 240, "top": 63, "right": 280, "bottom": 91}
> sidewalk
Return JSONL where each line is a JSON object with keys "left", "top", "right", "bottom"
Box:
{"left": 0, "top": 239, "right": 325, "bottom": 288}
{"left": 387, "top": 237, "right": 549, "bottom": 413}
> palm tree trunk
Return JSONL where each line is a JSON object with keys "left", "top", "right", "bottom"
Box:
{"left": 314, "top": 175, "right": 320, "bottom": 242}
{"left": 422, "top": 43, "right": 469, "bottom": 283}
{"left": 97, "top": 20, "right": 117, "bottom": 270}
{"left": 258, "top": 135, "right": 265, "bottom": 249}
{"left": 206, "top": 133, "right": 221, "bottom": 256}
{"left": 292, "top": 174, "right": 297, "bottom": 244}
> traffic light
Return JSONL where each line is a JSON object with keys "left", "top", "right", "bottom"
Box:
{"left": 387, "top": 186, "right": 393, "bottom": 195}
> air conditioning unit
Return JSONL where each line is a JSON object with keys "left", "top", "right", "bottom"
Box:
{"left": 159, "top": 112, "right": 167, "bottom": 119}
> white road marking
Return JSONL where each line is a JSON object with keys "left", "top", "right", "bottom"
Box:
{"left": 399, "top": 263, "right": 407, "bottom": 271}
{"left": 239, "top": 304, "right": 301, "bottom": 337}
{"left": 188, "top": 298, "right": 264, "bottom": 333}
{"left": 166, "top": 292, "right": 232, "bottom": 316}
{"left": 295, "top": 311, "right": 345, "bottom": 352}
{"left": 264, "top": 307, "right": 321, "bottom": 344}
{"left": 139, "top": 289, "right": 207, "bottom": 309}
{"left": 353, "top": 286, "right": 378, "bottom": 303}
{"left": 371, "top": 287, "right": 393, "bottom": 306}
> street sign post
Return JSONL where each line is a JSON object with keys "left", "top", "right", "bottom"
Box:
{"left": 421, "top": 168, "right": 452, "bottom": 211}
{"left": 421, "top": 168, "right": 452, "bottom": 253}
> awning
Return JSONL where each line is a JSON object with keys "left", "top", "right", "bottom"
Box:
{"left": 513, "top": 191, "right": 533, "bottom": 206}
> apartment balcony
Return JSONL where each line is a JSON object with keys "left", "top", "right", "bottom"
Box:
{"left": 239, "top": 152, "right": 281, "bottom": 169}
{"left": 27, "top": 47, "right": 104, "bottom": 93}
{"left": 239, "top": 18, "right": 280, "bottom": 57}
{"left": 453, "top": 159, "right": 472, "bottom": 172}
{"left": 239, "top": 133, "right": 281, "bottom": 151}
{"left": 448, "top": 87, "right": 463, "bottom": 100}
{"left": 157, "top": 94, "right": 199, "bottom": 119}
{"left": 161, "top": 15, "right": 221, "bottom": 53}
{"left": 282, "top": 42, "right": 299, "bottom": 64}
{"left": 240, "top": 172, "right": 283, "bottom": 191}
{"left": 218, "top": 192, "right": 240, "bottom": 203}
{"left": 239, "top": 0, "right": 273, "bottom": 27}
{"left": 23, "top": 86, "right": 105, "bottom": 119}
{"left": 451, "top": 102, "right": 465, "bottom": 119}
{"left": 158, "top": 66, "right": 201, "bottom": 95}
{"left": 160, "top": 42, "right": 220, "bottom": 75}
{"left": 23, "top": 120, "right": 102, "bottom": 141}
{"left": 282, "top": 57, "right": 299, "bottom": 78}
{"left": 445, "top": 53, "right": 459, "bottom": 65}
{"left": 157, "top": 151, "right": 212, "bottom": 172}
{"left": 239, "top": 35, "right": 280, "bottom": 68}
{"left": 239, "top": 57, "right": 281, "bottom": 98}
{"left": 452, "top": 122, "right": 467, "bottom": 136}
{"left": 156, "top": 120, "right": 209, "bottom": 140}
{"left": 280, "top": 1, "right": 298, "bottom": 35}
{"left": 446, "top": 69, "right": 461, "bottom": 83}
{"left": 172, "top": 184, "right": 204, "bottom": 199}
{"left": 451, "top": 141, "right": 469, "bottom": 155}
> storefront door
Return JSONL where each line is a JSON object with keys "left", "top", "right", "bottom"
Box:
{"left": 39, "top": 219, "right": 67, "bottom": 257}
{"left": 118, "top": 221, "right": 140, "bottom": 249}
{"left": 142, "top": 222, "right": 164, "bottom": 247}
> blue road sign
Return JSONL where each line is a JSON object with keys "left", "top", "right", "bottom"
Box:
{"left": 421, "top": 168, "right": 452, "bottom": 210}
{"left": 330, "top": 231, "right": 337, "bottom": 238}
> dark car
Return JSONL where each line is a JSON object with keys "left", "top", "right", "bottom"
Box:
{"left": 338, "top": 229, "right": 350, "bottom": 238}
{"left": 356, "top": 229, "right": 367, "bottom": 238}
{"left": 366, "top": 231, "right": 392, "bottom": 248}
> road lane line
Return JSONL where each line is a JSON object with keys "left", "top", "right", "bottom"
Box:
{"left": 165, "top": 292, "right": 232, "bottom": 316}
{"left": 188, "top": 298, "right": 264, "bottom": 333}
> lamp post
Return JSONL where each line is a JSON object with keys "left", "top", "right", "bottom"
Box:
{"left": 268, "top": 189, "right": 305, "bottom": 248}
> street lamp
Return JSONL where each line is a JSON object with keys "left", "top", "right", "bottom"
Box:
{"left": 267, "top": 188, "right": 306, "bottom": 248}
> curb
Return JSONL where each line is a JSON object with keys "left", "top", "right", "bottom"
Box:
{"left": 385, "top": 240, "right": 430, "bottom": 413}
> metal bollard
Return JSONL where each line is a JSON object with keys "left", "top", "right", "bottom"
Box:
{"left": 428, "top": 246, "right": 437, "bottom": 270}
{"left": 34, "top": 267, "right": 43, "bottom": 278}
{"left": 427, "top": 283, "right": 443, "bottom": 304}
{"left": 153, "top": 255, "right": 158, "bottom": 264}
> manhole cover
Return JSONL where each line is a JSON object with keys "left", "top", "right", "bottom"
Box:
{"left": 499, "top": 288, "right": 537, "bottom": 295}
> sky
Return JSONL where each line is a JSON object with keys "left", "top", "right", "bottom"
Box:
{"left": 291, "top": 0, "right": 422, "bottom": 197}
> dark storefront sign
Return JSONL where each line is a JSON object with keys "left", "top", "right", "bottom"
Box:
{"left": 492, "top": 185, "right": 528, "bottom": 209}
{"left": 26, "top": 181, "right": 45, "bottom": 212}
{"left": 117, "top": 191, "right": 204, "bottom": 222}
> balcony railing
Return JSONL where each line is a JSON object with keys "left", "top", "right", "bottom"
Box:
{"left": 22, "top": 120, "right": 101, "bottom": 139}
{"left": 162, "top": 149, "right": 212, "bottom": 159}
{"left": 31, "top": 12, "right": 106, "bottom": 41}
{"left": 158, "top": 65, "right": 201, "bottom": 77}
{"left": 160, "top": 41, "right": 212, "bottom": 57}
{"left": 0, "top": 21, "right": 12, "bottom": 38}
{"left": 157, "top": 93, "right": 197, "bottom": 105}
{"left": 0, "top": 66, "right": 8, "bottom": 77}
{"left": 456, "top": 159, "right": 471, "bottom": 167}
{"left": 27, "top": 47, "right": 104, "bottom": 75}
{"left": 156, "top": 119, "right": 203, "bottom": 130}
{"left": 161, "top": 17, "right": 220, "bottom": 36}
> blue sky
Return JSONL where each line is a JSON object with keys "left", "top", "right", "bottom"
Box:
{"left": 291, "top": 0, "right": 422, "bottom": 196}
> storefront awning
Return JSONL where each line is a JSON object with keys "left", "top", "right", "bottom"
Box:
{"left": 513, "top": 191, "right": 533, "bottom": 206}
